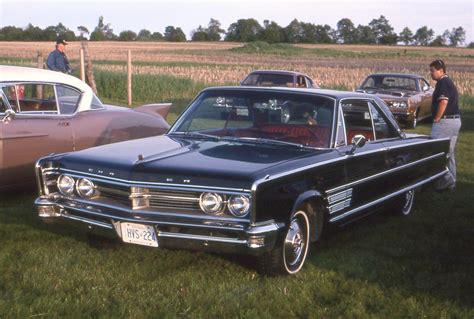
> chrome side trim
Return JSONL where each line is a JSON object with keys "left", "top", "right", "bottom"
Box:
{"left": 157, "top": 232, "right": 247, "bottom": 245}
{"left": 62, "top": 212, "right": 114, "bottom": 229}
{"left": 326, "top": 152, "right": 445, "bottom": 194}
{"left": 329, "top": 169, "right": 448, "bottom": 223}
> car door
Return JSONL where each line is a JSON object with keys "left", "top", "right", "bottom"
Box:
{"left": 372, "top": 98, "right": 449, "bottom": 194}
{"left": 327, "top": 98, "right": 392, "bottom": 223}
{"left": 0, "top": 83, "right": 73, "bottom": 186}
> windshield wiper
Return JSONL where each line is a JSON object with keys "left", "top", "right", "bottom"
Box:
{"left": 222, "top": 136, "right": 307, "bottom": 149}
{"left": 167, "top": 131, "right": 220, "bottom": 141}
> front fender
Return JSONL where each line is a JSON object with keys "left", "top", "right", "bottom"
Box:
{"left": 291, "top": 190, "right": 323, "bottom": 215}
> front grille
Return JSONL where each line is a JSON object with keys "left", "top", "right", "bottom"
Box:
{"left": 97, "top": 184, "right": 130, "bottom": 206}
{"left": 148, "top": 189, "right": 201, "bottom": 211}
{"left": 96, "top": 184, "right": 202, "bottom": 212}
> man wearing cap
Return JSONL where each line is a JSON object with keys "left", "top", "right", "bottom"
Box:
{"left": 46, "top": 37, "right": 72, "bottom": 74}
{"left": 429, "top": 59, "right": 462, "bottom": 191}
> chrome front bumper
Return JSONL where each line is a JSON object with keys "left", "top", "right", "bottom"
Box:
{"left": 35, "top": 197, "right": 282, "bottom": 255}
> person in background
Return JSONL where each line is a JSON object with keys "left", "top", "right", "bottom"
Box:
{"left": 429, "top": 59, "right": 462, "bottom": 191}
{"left": 46, "top": 37, "right": 72, "bottom": 74}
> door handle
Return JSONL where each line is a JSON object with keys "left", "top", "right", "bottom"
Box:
{"left": 58, "top": 121, "right": 70, "bottom": 127}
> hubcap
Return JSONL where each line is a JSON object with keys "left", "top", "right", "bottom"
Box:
{"left": 284, "top": 218, "right": 305, "bottom": 267}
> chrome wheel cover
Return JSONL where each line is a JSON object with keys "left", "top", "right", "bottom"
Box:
{"left": 283, "top": 211, "right": 310, "bottom": 273}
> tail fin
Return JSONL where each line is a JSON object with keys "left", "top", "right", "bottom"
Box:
{"left": 134, "top": 103, "right": 172, "bottom": 120}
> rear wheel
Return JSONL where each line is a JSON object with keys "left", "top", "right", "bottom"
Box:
{"left": 257, "top": 209, "right": 310, "bottom": 275}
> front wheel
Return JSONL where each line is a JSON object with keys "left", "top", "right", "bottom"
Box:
{"left": 257, "top": 210, "right": 310, "bottom": 275}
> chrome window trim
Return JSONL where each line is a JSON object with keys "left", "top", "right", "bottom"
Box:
{"left": 326, "top": 151, "right": 446, "bottom": 194}
{"left": 329, "top": 168, "right": 449, "bottom": 223}
{"left": 339, "top": 97, "right": 403, "bottom": 142}
{"left": 367, "top": 100, "right": 377, "bottom": 139}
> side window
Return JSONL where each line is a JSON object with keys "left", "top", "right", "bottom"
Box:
{"left": 335, "top": 107, "right": 346, "bottom": 146}
{"left": 0, "top": 94, "right": 7, "bottom": 113}
{"left": 17, "top": 83, "right": 58, "bottom": 113}
{"left": 91, "top": 95, "right": 104, "bottom": 110}
{"left": 296, "top": 76, "right": 307, "bottom": 88}
{"left": 306, "top": 77, "right": 314, "bottom": 88}
{"left": 56, "top": 85, "right": 81, "bottom": 114}
{"left": 341, "top": 100, "right": 374, "bottom": 143}
{"left": 420, "top": 79, "right": 430, "bottom": 92}
{"left": 369, "top": 102, "right": 399, "bottom": 140}
{"left": 1, "top": 85, "right": 19, "bottom": 112}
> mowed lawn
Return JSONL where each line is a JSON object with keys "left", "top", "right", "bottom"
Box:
{"left": 1, "top": 108, "right": 473, "bottom": 318}
{"left": 0, "top": 45, "right": 473, "bottom": 316}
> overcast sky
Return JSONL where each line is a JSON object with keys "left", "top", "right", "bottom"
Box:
{"left": 1, "top": 0, "right": 472, "bottom": 44}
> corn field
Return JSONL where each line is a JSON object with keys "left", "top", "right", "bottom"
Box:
{"left": 1, "top": 41, "right": 473, "bottom": 95}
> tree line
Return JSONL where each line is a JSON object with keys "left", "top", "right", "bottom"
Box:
{"left": 0, "top": 15, "right": 470, "bottom": 47}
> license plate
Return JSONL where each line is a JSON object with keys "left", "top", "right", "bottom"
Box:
{"left": 120, "top": 222, "right": 158, "bottom": 247}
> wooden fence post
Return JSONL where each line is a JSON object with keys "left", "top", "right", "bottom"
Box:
{"left": 37, "top": 51, "right": 43, "bottom": 69}
{"left": 79, "top": 48, "right": 85, "bottom": 82}
{"left": 81, "top": 41, "right": 98, "bottom": 94}
{"left": 36, "top": 52, "right": 44, "bottom": 98}
{"left": 127, "top": 50, "right": 132, "bottom": 106}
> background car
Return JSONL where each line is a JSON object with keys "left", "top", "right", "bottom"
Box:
{"left": 0, "top": 65, "right": 171, "bottom": 189}
{"left": 241, "top": 70, "right": 319, "bottom": 88}
{"left": 357, "top": 73, "right": 433, "bottom": 128}
{"left": 35, "top": 86, "right": 449, "bottom": 275}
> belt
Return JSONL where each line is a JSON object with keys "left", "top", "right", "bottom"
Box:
{"left": 442, "top": 115, "right": 460, "bottom": 119}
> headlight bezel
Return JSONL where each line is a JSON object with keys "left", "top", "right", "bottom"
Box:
{"left": 199, "top": 192, "right": 225, "bottom": 215}
{"left": 227, "top": 194, "right": 251, "bottom": 217}
{"left": 57, "top": 174, "right": 76, "bottom": 196}
{"left": 75, "top": 178, "right": 98, "bottom": 198}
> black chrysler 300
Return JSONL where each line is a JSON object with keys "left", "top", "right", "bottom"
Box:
{"left": 35, "top": 87, "right": 450, "bottom": 275}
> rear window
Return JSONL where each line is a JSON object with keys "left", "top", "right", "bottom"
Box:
{"left": 242, "top": 73, "right": 294, "bottom": 87}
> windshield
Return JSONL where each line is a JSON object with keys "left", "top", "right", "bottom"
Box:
{"left": 242, "top": 74, "right": 294, "bottom": 87}
{"left": 362, "top": 76, "right": 417, "bottom": 91}
{"left": 171, "top": 90, "right": 335, "bottom": 148}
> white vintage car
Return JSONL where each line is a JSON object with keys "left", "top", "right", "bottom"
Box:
{"left": 0, "top": 65, "right": 171, "bottom": 188}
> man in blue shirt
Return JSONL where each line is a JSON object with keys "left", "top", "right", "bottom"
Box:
{"left": 46, "top": 37, "right": 72, "bottom": 74}
{"left": 429, "top": 59, "right": 461, "bottom": 191}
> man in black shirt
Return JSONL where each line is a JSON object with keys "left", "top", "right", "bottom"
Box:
{"left": 429, "top": 59, "right": 461, "bottom": 191}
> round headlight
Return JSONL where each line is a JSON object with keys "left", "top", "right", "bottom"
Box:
{"left": 76, "top": 178, "right": 97, "bottom": 198}
{"left": 228, "top": 195, "right": 250, "bottom": 217}
{"left": 57, "top": 175, "right": 75, "bottom": 196}
{"left": 199, "top": 192, "right": 224, "bottom": 215}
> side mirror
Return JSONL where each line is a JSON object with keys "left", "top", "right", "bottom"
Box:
{"left": 2, "top": 109, "right": 16, "bottom": 123}
{"left": 422, "top": 85, "right": 430, "bottom": 92}
{"left": 348, "top": 134, "right": 366, "bottom": 155}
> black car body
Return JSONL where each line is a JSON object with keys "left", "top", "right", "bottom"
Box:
{"left": 357, "top": 73, "right": 433, "bottom": 128}
{"left": 241, "top": 70, "right": 318, "bottom": 89}
{"left": 35, "top": 87, "right": 449, "bottom": 275}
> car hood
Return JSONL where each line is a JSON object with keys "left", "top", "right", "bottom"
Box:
{"left": 361, "top": 89, "right": 415, "bottom": 99}
{"left": 55, "top": 135, "right": 328, "bottom": 189}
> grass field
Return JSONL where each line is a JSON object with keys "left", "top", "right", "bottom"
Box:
{"left": 0, "top": 42, "right": 473, "bottom": 318}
